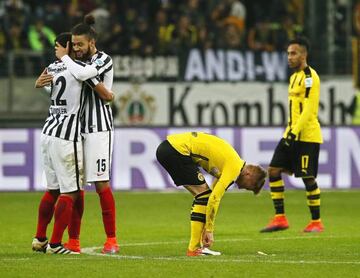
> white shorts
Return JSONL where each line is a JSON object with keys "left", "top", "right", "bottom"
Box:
{"left": 83, "top": 131, "right": 113, "bottom": 183}
{"left": 41, "top": 134, "right": 84, "bottom": 193}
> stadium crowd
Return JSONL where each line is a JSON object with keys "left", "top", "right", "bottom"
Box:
{"left": 0, "top": 0, "right": 304, "bottom": 56}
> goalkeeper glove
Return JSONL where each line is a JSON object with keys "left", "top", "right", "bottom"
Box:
{"left": 283, "top": 131, "right": 296, "bottom": 147}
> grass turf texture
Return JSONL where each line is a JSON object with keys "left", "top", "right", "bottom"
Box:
{"left": 0, "top": 190, "right": 359, "bottom": 277}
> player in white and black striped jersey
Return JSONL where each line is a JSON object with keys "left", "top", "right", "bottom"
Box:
{"left": 42, "top": 51, "right": 114, "bottom": 141}
{"left": 80, "top": 50, "right": 114, "bottom": 134}
{"left": 41, "top": 59, "right": 86, "bottom": 142}
{"left": 32, "top": 32, "right": 114, "bottom": 255}
{"left": 55, "top": 14, "right": 119, "bottom": 254}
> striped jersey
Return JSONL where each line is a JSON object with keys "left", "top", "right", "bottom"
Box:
{"left": 81, "top": 51, "right": 114, "bottom": 133}
{"left": 42, "top": 60, "right": 86, "bottom": 142}
{"left": 284, "top": 66, "right": 323, "bottom": 143}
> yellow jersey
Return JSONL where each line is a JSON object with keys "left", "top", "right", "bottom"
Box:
{"left": 167, "top": 132, "right": 245, "bottom": 232}
{"left": 284, "top": 66, "right": 323, "bottom": 143}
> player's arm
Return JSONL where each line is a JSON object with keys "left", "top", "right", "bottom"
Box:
{"left": 94, "top": 83, "right": 114, "bottom": 102}
{"left": 290, "top": 73, "right": 320, "bottom": 136}
{"left": 201, "top": 180, "right": 227, "bottom": 248}
{"left": 205, "top": 162, "right": 240, "bottom": 232}
{"left": 86, "top": 78, "right": 114, "bottom": 102}
{"left": 55, "top": 42, "right": 98, "bottom": 81}
{"left": 205, "top": 179, "right": 227, "bottom": 233}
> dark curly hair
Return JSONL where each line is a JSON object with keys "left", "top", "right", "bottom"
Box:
{"left": 71, "top": 14, "right": 97, "bottom": 40}
{"left": 288, "top": 36, "right": 310, "bottom": 53}
{"left": 55, "top": 32, "right": 73, "bottom": 53}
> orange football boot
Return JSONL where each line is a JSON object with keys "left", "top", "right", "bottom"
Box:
{"left": 102, "top": 237, "right": 119, "bottom": 254}
{"left": 64, "top": 238, "right": 81, "bottom": 253}
{"left": 260, "top": 215, "right": 289, "bottom": 232}
{"left": 303, "top": 220, "right": 324, "bottom": 233}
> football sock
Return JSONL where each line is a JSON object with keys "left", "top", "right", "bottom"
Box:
{"left": 35, "top": 191, "right": 59, "bottom": 239}
{"left": 188, "top": 189, "right": 212, "bottom": 251}
{"left": 269, "top": 176, "right": 285, "bottom": 215}
{"left": 305, "top": 182, "right": 321, "bottom": 220}
{"left": 68, "top": 190, "right": 84, "bottom": 240}
{"left": 97, "top": 186, "right": 116, "bottom": 238}
{"left": 50, "top": 195, "right": 74, "bottom": 244}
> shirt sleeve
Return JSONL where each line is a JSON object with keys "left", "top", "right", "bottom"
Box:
{"left": 205, "top": 181, "right": 226, "bottom": 232}
{"left": 205, "top": 165, "right": 238, "bottom": 232}
{"left": 93, "top": 54, "right": 113, "bottom": 76}
{"left": 291, "top": 70, "right": 320, "bottom": 136}
{"left": 85, "top": 76, "right": 101, "bottom": 88}
{"left": 61, "top": 55, "right": 98, "bottom": 81}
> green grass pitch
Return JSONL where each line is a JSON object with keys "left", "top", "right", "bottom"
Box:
{"left": 0, "top": 190, "right": 360, "bottom": 277}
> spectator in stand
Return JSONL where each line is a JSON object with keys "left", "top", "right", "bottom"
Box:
{"left": 4, "top": 21, "right": 29, "bottom": 75}
{"left": 0, "top": 25, "right": 6, "bottom": 76}
{"left": 272, "top": 0, "right": 304, "bottom": 26}
{"left": 65, "top": 1, "right": 85, "bottom": 31}
{"left": 170, "top": 14, "right": 198, "bottom": 54}
{"left": 34, "top": 2, "right": 65, "bottom": 34}
{"left": 129, "top": 17, "right": 154, "bottom": 55}
{"left": 152, "top": 8, "right": 174, "bottom": 55}
{"left": 223, "top": 0, "right": 246, "bottom": 34}
{"left": 76, "top": 0, "right": 97, "bottom": 15}
{"left": 96, "top": 2, "right": 126, "bottom": 54}
{"left": 197, "top": 23, "right": 215, "bottom": 51}
{"left": 272, "top": 14, "right": 303, "bottom": 51}
{"left": 180, "top": 0, "right": 206, "bottom": 27}
{"left": 0, "top": 26, "right": 5, "bottom": 54}
{"left": 221, "top": 23, "right": 244, "bottom": 49}
{"left": 247, "top": 19, "right": 275, "bottom": 52}
{"left": 211, "top": 0, "right": 246, "bottom": 49}
{"left": 28, "top": 19, "right": 56, "bottom": 51}
{"left": 1, "top": 0, "right": 30, "bottom": 34}
{"left": 211, "top": 0, "right": 246, "bottom": 31}
{"left": 5, "top": 21, "right": 28, "bottom": 51}
{"left": 88, "top": 3, "right": 111, "bottom": 48}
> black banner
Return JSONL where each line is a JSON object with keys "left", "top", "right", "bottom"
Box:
{"left": 112, "top": 49, "right": 288, "bottom": 82}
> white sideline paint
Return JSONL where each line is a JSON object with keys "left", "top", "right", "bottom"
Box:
{"left": 80, "top": 247, "right": 360, "bottom": 265}
{"left": 78, "top": 235, "right": 360, "bottom": 265}
{"left": 101, "top": 234, "right": 358, "bottom": 247}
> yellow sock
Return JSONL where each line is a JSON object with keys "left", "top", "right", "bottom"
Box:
{"left": 188, "top": 220, "right": 204, "bottom": 251}
{"left": 188, "top": 190, "right": 211, "bottom": 251}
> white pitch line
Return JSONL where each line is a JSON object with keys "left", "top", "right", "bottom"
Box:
{"left": 80, "top": 247, "right": 360, "bottom": 265}
{"left": 3, "top": 235, "right": 356, "bottom": 264}
{"left": 0, "top": 258, "right": 30, "bottom": 261}
{"left": 115, "top": 234, "right": 359, "bottom": 247}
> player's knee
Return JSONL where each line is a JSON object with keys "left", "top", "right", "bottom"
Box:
{"left": 302, "top": 177, "right": 316, "bottom": 186}
{"left": 268, "top": 167, "right": 281, "bottom": 178}
{"left": 48, "top": 189, "right": 60, "bottom": 199}
{"left": 95, "top": 181, "right": 110, "bottom": 193}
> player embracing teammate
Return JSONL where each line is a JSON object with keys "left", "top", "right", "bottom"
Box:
{"left": 32, "top": 15, "right": 119, "bottom": 254}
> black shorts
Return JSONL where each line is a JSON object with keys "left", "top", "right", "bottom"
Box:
{"left": 270, "top": 138, "right": 320, "bottom": 178}
{"left": 156, "top": 140, "right": 205, "bottom": 186}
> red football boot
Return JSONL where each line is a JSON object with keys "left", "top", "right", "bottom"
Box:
{"left": 64, "top": 238, "right": 81, "bottom": 253}
{"left": 260, "top": 215, "right": 289, "bottom": 233}
{"left": 303, "top": 220, "right": 324, "bottom": 233}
